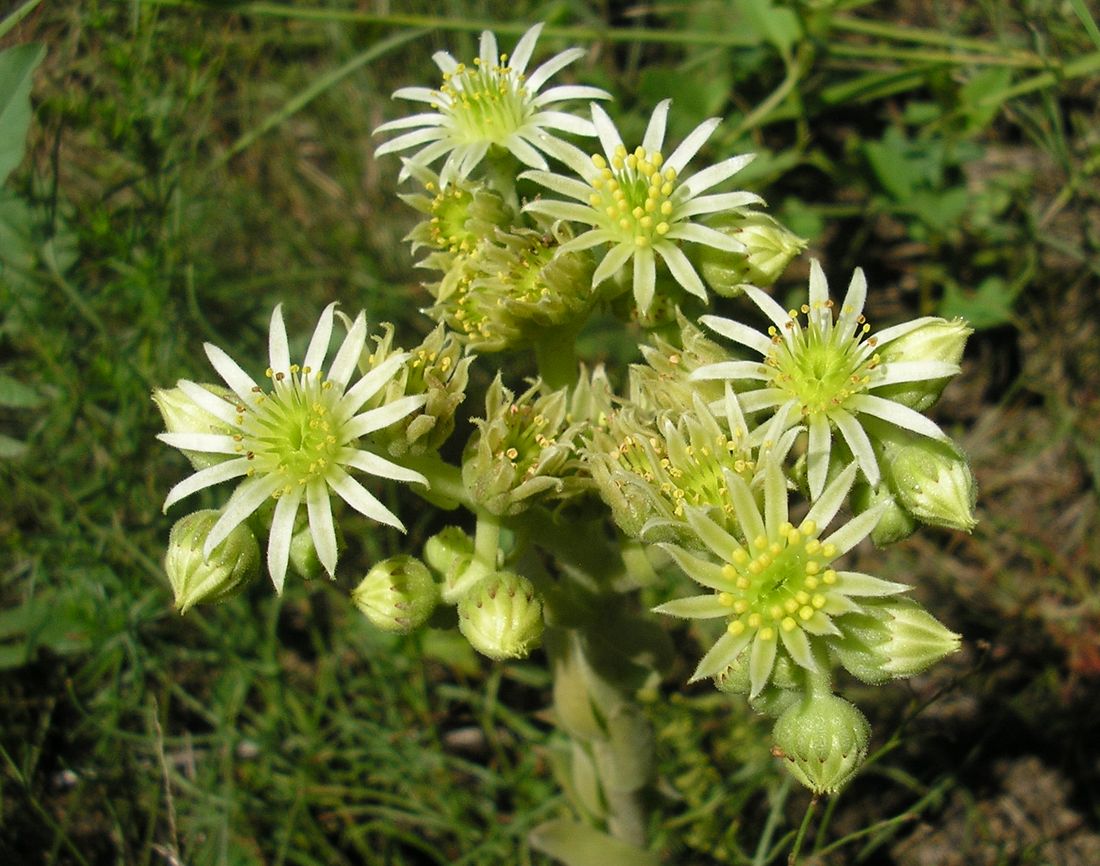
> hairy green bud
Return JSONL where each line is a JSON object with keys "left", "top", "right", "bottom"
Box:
{"left": 352, "top": 555, "right": 439, "bottom": 634}
{"left": 772, "top": 693, "right": 870, "bottom": 794}
{"left": 696, "top": 211, "right": 806, "bottom": 295}
{"left": 885, "top": 437, "right": 977, "bottom": 532}
{"left": 458, "top": 571, "right": 544, "bottom": 660}
{"left": 830, "top": 599, "right": 961, "bottom": 683}
{"left": 152, "top": 384, "right": 237, "bottom": 470}
{"left": 875, "top": 317, "right": 971, "bottom": 412}
{"left": 851, "top": 481, "right": 917, "bottom": 547}
{"left": 165, "top": 510, "right": 260, "bottom": 614}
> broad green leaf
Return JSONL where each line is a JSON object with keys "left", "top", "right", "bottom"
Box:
{"left": 0, "top": 42, "right": 45, "bottom": 186}
{"left": 0, "top": 432, "right": 27, "bottom": 459}
{"left": 529, "top": 819, "right": 661, "bottom": 866}
{"left": 940, "top": 276, "right": 1020, "bottom": 330}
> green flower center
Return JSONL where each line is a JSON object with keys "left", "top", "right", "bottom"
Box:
{"left": 429, "top": 183, "right": 477, "bottom": 253}
{"left": 439, "top": 57, "right": 530, "bottom": 142}
{"left": 766, "top": 305, "right": 880, "bottom": 416}
{"left": 238, "top": 366, "right": 343, "bottom": 493}
{"left": 588, "top": 145, "right": 678, "bottom": 247}
{"left": 718, "top": 521, "right": 836, "bottom": 641}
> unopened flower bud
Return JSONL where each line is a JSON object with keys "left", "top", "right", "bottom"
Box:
{"left": 874, "top": 318, "right": 971, "bottom": 411}
{"left": 851, "top": 481, "right": 917, "bottom": 547}
{"left": 288, "top": 516, "right": 345, "bottom": 581}
{"left": 772, "top": 693, "right": 870, "bottom": 794}
{"left": 715, "top": 646, "right": 800, "bottom": 696}
{"left": 165, "top": 510, "right": 260, "bottom": 614}
{"left": 152, "top": 384, "right": 236, "bottom": 470}
{"left": 696, "top": 211, "right": 806, "bottom": 295}
{"left": 352, "top": 555, "right": 439, "bottom": 634}
{"left": 831, "top": 599, "right": 960, "bottom": 683}
{"left": 458, "top": 571, "right": 544, "bottom": 660}
{"left": 424, "top": 527, "right": 474, "bottom": 577}
{"left": 886, "top": 438, "right": 977, "bottom": 532}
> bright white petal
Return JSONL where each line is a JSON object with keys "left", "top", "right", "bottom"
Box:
{"left": 808, "top": 260, "right": 829, "bottom": 327}
{"left": 374, "top": 126, "right": 446, "bottom": 157}
{"left": 848, "top": 394, "right": 949, "bottom": 441}
{"left": 590, "top": 102, "right": 623, "bottom": 159}
{"left": 690, "top": 360, "right": 770, "bottom": 381}
{"left": 748, "top": 632, "right": 777, "bottom": 698}
{"left": 341, "top": 448, "right": 427, "bottom": 486}
{"left": 307, "top": 478, "right": 338, "bottom": 577}
{"left": 653, "top": 594, "right": 730, "bottom": 619}
{"left": 699, "top": 314, "right": 773, "bottom": 355}
{"left": 525, "top": 47, "right": 585, "bottom": 93}
{"left": 803, "top": 462, "right": 859, "bottom": 534}
{"left": 479, "top": 30, "right": 498, "bottom": 68}
{"left": 328, "top": 468, "right": 404, "bottom": 530}
{"left": 665, "top": 117, "right": 721, "bottom": 174}
{"left": 725, "top": 470, "right": 766, "bottom": 542}
{"left": 431, "top": 51, "right": 458, "bottom": 74}
{"left": 873, "top": 360, "right": 960, "bottom": 387}
{"left": 327, "top": 312, "right": 368, "bottom": 389}
{"left": 643, "top": 99, "right": 670, "bottom": 153}
{"left": 266, "top": 488, "right": 301, "bottom": 595}
{"left": 505, "top": 135, "right": 549, "bottom": 170}
{"left": 374, "top": 113, "right": 447, "bottom": 133}
{"left": 807, "top": 414, "right": 832, "bottom": 500}
{"left": 163, "top": 458, "right": 251, "bottom": 511}
{"left": 520, "top": 169, "right": 592, "bottom": 201}
{"left": 831, "top": 408, "right": 879, "bottom": 487}
{"left": 657, "top": 242, "right": 707, "bottom": 301}
{"left": 738, "top": 389, "right": 789, "bottom": 413}
{"left": 336, "top": 352, "right": 409, "bottom": 420}
{"left": 303, "top": 303, "right": 337, "bottom": 374}
{"left": 591, "top": 242, "right": 635, "bottom": 288}
{"left": 763, "top": 458, "right": 788, "bottom": 537}
{"left": 873, "top": 316, "right": 941, "bottom": 348}
{"left": 177, "top": 380, "right": 239, "bottom": 425}
{"left": 665, "top": 221, "right": 744, "bottom": 251}
{"left": 743, "top": 285, "right": 793, "bottom": 335}
{"left": 780, "top": 626, "right": 817, "bottom": 671}
{"left": 523, "top": 199, "right": 600, "bottom": 225}
{"left": 531, "top": 110, "right": 597, "bottom": 136}
{"left": 678, "top": 152, "right": 756, "bottom": 198}
{"left": 268, "top": 305, "right": 291, "bottom": 374}
{"left": 205, "top": 344, "right": 259, "bottom": 403}
{"left": 509, "top": 23, "right": 543, "bottom": 75}
{"left": 533, "top": 85, "right": 610, "bottom": 107}
{"left": 559, "top": 229, "right": 615, "bottom": 253}
{"left": 158, "top": 432, "right": 240, "bottom": 454}
{"left": 632, "top": 247, "right": 656, "bottom": 311}
{"left": 392, "top": 86, "right": 443, "bottom": 105}
{"left": 674, "top": 191, "right": 764, "bottom": 220}
{"left": 690, "top": 629, "right": 754, "bottom": 682}
{"left": 343, "top": 394, "right": 428, "bottom": 440}
{"left": 204, "top": 473, "right": 283, "bottom": 556}
{"left": 837, "top": 268, "right": 868, "bottom": 339}
{"left": 822, "top": 501, "right": 891, "bottom": 557}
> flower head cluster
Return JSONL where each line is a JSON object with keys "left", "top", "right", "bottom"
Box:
{"left": 524, "top": 100, "right": 759, "bottom": 312}
{"left": 374, "top": 24, "right": 608, "bottom": 186}
{"left": 694, "top": 260, "right": 960, "bottom": 498}
{"left": 655, "top": 459, "right": 902, "bottom": 696}
{"left": 157, "top": 305, "right": 427, "bottom": 592}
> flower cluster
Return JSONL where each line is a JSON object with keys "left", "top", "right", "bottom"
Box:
{"left": 153, "top": 22, "right": 979, "bottom": 807}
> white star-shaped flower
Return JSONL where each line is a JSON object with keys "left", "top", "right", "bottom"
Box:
{"left": 158, "top": 305, "right": 427, "bottom": 592}
{"left": 655, "top": 459, "right": 899, "bottom": 696}
{"left": 693, "top": 260, "right": 959, "bottom": 498}
{"left": 374, "top": 23, "right": 608, "bottom": 186}
{"left": 523, "top": 100, "right": 760, "bottom": 312}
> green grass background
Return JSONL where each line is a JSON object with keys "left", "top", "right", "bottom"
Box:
{"left": 2, "top": 1, "right": 1099, "bottom": 863}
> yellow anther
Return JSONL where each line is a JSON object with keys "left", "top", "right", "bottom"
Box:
{"left": 769, "top": 605, "right": 783, "bottom": 620}
{"left": 805, "top": 539, "right": 821, "bottom": 554}
{"left": 747, "top": 613, "right": 761, "bottom": 628}
{"left": 732, "top": 548, "right": 748, "bottom": 565}
{"left": 632, "top": 206, "right": 644, "bottom": 219}
{"left": 661, "top": 183, "right": 674, "bottom": 197}
{"left": 781, "top": 617, "right": 797, "bottom": 632}
{"left": 635, "top": 235, "right": 649, "bottom": 247}
{"left": 784, "top": 598, "right": 799, "bottom": 613}
{"left": 664, "top": 167, "right": 677, "bottom": 181}
{"left": 799, "top": 605, "right": 814, "bottom": 621}
{"left": 805, "top": 561, "right": 820, "bottom": 575}
{"left": 822, "top": 570, "right": 837, "bottom": 585}
{"left": 656, "top": 222, "right": 670, "bottom": 235}
{"left": 589, "top": 193, "right": 602, "bottom": 207}
{"left": 800, "top": 520, "right": 817, "bottom": 536}
{"left": 812, "top": 594, "right": 826, "bottom": 608}
{"left": 822, "top": 544, "right": 837, "bottom": 558}
{"left": 652, "top": 151, "right": 664, "bottom": 166}
{"left": 728, "top": 620, "right": 745, "bottom": 635}
{"left": 733, "top": 599, "right": 748, "bottom": 614}
{"left": 769, "top": 542, "right": 782, "bottom": 556}
{"left": 759, "top": 627, "right": 775, "bottom": 641}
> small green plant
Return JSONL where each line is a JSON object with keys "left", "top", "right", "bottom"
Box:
{"left": 152, "top": 22, "right": 977, "bottom": 864}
